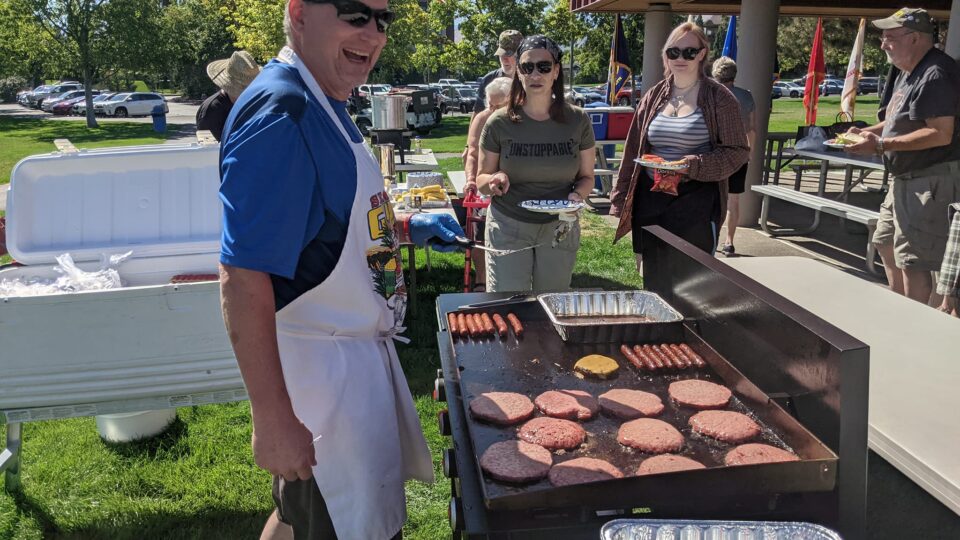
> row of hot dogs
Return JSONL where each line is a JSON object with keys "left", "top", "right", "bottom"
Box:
{"left": 448, "top": 312, "right": 524, "bottom": 339}
{"left": 620, "top": 343, "right": 706, "bottom": 371}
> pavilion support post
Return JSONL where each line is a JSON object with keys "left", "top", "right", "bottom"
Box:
{"left": 640, "top": 3, "right": 672, "bottom": 96}
{"left": 946, "top": 0, "right": 960, "bottom": 61}
{"left": 736, "top": 0, "right": 780, "bottom": 227}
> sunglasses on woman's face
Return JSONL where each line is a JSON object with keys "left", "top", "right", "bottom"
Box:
{"left": 518, "top": 61, "right": 555, "bottom": 75}
{"left": 309, "top": 0, "right": 396, "bottom": 33}
{"left": 665, "top": 47, "right": 703, "bottom": 61}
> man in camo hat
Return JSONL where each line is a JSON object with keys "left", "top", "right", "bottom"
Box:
{"left": 846, "top": 7, "right": 960, "bottom": 304}
{"left": 473, "top": 30, "right": 523, "bottom": 114}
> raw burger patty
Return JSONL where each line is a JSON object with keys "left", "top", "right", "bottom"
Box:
{"left": 598, "top": 389, "right": 664, "bottom": 419}
{"left": 469, "top": 392, "right": 535, "bottom": 425}
{"left": 548, "top": 457, "right": 624, "bottom": 486}
{"left": 724, "top": 444, "right": 800, "bottom": 466}
{"left": 480, "top": 440, "right": 553, "bottom": 483}
{"left": 518, "top": 417, "right": 586, "bottom": 450}
{"left": 535, "top": 390, "right": 599, "bottom": 421}
{"left": 689, "top": 410, "right": 760, "bottom": 443}
{"left": 636, "top": 454, "right": 706, "bottom": 475}
{"left": 617, "top": 418, "right": 684, "bottom": 453}
{"left": 668, "top": 379, "right": 732, "bottom": 409}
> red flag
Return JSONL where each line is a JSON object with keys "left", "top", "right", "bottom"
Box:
{"left": 802, "top": 18, "right": 826, "bottom": 126}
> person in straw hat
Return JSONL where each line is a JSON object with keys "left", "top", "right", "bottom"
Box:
{"left": 196, "top": 50, "right": 261, "bottom": 140}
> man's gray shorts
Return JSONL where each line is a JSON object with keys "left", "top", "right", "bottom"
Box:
{"left": 873, "top": 168, "right": 960, "bottom": 272}
{"left": 272, "top": 476, "right": 403, "bottom": 540}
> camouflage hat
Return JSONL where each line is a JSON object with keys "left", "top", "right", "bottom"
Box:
{"left": 872, "top": 8, "right": 935, "bottom": 34}
{"left": 495, "top": 30, "right": 523, "bottom": 57}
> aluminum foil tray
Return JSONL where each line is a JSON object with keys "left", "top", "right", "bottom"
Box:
{"left": 537, "top": 290, "right": 684, "bottom": 343}
{"left": 601, "top": 519, "right": 842, "bottom": 540}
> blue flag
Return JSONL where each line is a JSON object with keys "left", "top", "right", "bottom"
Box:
{"left": 721, "top": 15, "right": 737, "bottom": 60}
{"left": 607, "top": 14, "right": 631, "bottom": 105}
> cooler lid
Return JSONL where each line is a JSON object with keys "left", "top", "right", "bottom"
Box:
{"left": 6, "top": 143, "right": 223, "bottom": 265}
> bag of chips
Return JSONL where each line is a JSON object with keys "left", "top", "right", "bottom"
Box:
{"left": 651, "top": 170, "right": 682, "bottom": 196}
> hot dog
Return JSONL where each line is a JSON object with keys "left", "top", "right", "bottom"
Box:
{"left": 679, "top": 344, "right": 707, "bottom": 368}
{"left": 464, "top": 313, "right": 479, "bottom": 338}
{"left": 480, "top": 313, "right": 496, "bottom": 336}
{"left": 472, "top": 313, "right": 486, "bottom": 337}
{"left": 620, "top": 344, "right": 646, "bottom": 371}
{"left": 491, "top": 313, "right": 509, "bottom": 337}
{"left": 660, "top": 343, "right": 689, "bottom": 368}
{"left": 640, "top": 345, "right": 665, "bottom": 369}
{"left": 651, "top": 345, "right": 676, "bottom": 369}
{"left": 633, "top": 345, "right": 659, "bottom": 370}
{"left": 456, "top": 313, "right": 469, "bottom": 338}
{"left": 506, "top": 313, "right": 524, "bottom": 337}
{"left": 668, "top": 343, "right": 690, "bottom": 365}
{"left": 447, "top": 313, "right": 459, "bottom": 337}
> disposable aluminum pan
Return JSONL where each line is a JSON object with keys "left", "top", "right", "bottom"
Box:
{"left": 537, "top": 290, "right": 684, "bottom": 343}
{"left": 601, "top": 519, "right": 843, "bottom": 540}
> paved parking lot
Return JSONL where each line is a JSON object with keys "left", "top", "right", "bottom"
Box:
{"left": 1, "top": 98, "right": 201, "bottom": 126}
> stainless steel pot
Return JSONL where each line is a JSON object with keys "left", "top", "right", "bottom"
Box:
{"left": 371, "top": 95, "right": 408, "bottom": 130}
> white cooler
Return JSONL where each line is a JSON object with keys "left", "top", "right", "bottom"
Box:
{"left": 0, "top": 142, "right": 245, "bottom": 447}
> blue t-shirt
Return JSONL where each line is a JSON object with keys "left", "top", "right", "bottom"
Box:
{"left": 219, "top": 60, "right": 362, "bottom": 310}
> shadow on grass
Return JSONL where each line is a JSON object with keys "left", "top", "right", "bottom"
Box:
{"left": 0, "top": 117, "right": 169, "bottom": 145}
{"left": 100, "top": 416, "right": 190, "bottom": 460}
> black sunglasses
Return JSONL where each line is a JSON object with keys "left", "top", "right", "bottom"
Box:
{"left": 518, "top": 61, "right": 555, "bottom": 75}
{"left": 309, "top": 0, "right": 396, "bottom": 33}
{"left": 665, "top": 47, "right": 703, "bottom": 60}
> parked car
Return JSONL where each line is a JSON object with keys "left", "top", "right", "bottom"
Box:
{"left": 436, "top": 78, "right": 462, "bottom": 88}
{"left": 442, "top": 86, "right": 477, "bottom": 113}
{"left": 357, "top": 84, "right": 390, "bottom": 98}
{"left": 74, "top": 92, "right": 115, "bottom": 115}
{"left": 773, "top": 81, "right": 804, "bottom": 98}
{"left": 94, "top": 92, "right": 167, "bottom": 117}
{"left": 858, "top": 77, "right": 880, "bottom": 94}
{"left": 613, "top": 81, "right": 642, "bottom": 106}
{"left": 41, "top": 90, "right": 87, "bottom": 112}
{"left": 51, "top": 95, "right": 88, "bottom": 115}
{"left": 770, "top": 85, "right": 783, "bottom": 99}
{"left": 819, "top": 80, "right": 844, "bottom": 96}
{"left": 31, "top": 82, "right": 83, "bottom": 108}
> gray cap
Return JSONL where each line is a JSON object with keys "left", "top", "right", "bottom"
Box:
{"left": 872, "top": 8, "right": 935, "bottom": 34}
{"left": 495, "top": 30, "right": 523, "bottom": 57}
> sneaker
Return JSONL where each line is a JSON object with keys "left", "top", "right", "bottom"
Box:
{"left": 719, "top": 243, "right": 735, "bottom": 256}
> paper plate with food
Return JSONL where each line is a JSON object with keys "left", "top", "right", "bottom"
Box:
{"left": 520, "top": 200, "right": 586, "bottom": 214}
{"left": 823, "top": 132, "right": 864, "bottom": 149}
{"left": 634, "top": 154, "right": 688, "bottom": 171}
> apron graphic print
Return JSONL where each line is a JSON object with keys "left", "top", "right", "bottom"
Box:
{"left": 365, "top": 190, "right": 407, "bottom": 327}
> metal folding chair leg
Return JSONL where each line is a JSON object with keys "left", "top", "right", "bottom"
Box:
{"left": 758, "top": 195, "right": 821, "bottom": 236}
{"left": 2, "top": 422, "right": 22, "bottom": 492}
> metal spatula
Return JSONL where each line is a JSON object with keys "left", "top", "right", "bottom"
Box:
{"left": 432, "top": 236, "right": 541, "bottom": 256}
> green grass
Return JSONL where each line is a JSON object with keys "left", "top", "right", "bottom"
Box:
{"left": 0, "top": 118, "right": 179, "bottom": 186}
{"left": 0, "top": 210, "right": 640, "bottom": 540}
{"left": 419, "top": 116, "right": 471, "bottom": 154}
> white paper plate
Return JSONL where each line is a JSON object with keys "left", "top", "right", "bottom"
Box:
{"left": 823, "top": 139, "right": 853, "bottom": 149}
{"left": 634, "top": 158, "right": 687, "bottom": 171}
{"left": 520, "top": 200, "right": 586, "bottom": 213}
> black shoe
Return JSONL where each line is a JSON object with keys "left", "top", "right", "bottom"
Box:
{"left": 719, "top": 243, "right": 735, "bottom": 256}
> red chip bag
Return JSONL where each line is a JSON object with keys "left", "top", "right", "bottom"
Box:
{"left": 651, "top": 170, "right": 682, "bottom": 196}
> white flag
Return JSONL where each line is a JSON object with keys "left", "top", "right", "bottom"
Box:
{"left": 840, "top": 19, "right": 866, "bottom": 121}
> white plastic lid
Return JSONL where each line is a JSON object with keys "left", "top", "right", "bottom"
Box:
{"left": 6, "top": 143, "right": 223, "bottom": 265}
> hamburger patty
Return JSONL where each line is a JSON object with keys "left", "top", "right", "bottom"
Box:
{"left": 548, "top": 457, "right": 624, "bottom": 487}
{"left": 668, "top": 379, "right": 732, "bottom": 409}
{"left": 480, "top": 440, "right": 553, "bottom": 483}
{"left": 636, "top": 454, "right": 706, "bottom": 475}
{"left": 518, "top": 417, "right": 586, "bottom": 450}
{"left": 534, "top": 390, "right": 599, "bottom": 421}
{"left": 689, "top": 410, "right": 760, "bottom": 443}
{"left": 469, "top": 392, "right": 535, "bottom": 425}
{"left": 724, "top": 444, "right": 800, "bottom": 466}
{"left": 598, "top": 388, "right": 665, "bottom": 419}
{"left": 617, "top": 418, "right": 684, "bottom": 453}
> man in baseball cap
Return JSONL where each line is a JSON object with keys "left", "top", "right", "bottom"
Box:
{"left": 845, "top": 7, "right": 960, "bottom": 304}
{"left": 474, "top": 30, "right": 523, "bottom": 114}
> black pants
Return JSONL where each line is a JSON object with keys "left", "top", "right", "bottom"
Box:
{"left": 273, "top": 476, "right": 403, "bottom": 540}
{"left": 631, "top": 180, "right": 720, "bottom": 256}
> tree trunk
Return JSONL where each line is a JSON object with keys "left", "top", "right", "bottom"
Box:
{"left": 83, "top": 62, "right": 98, "bottom": 128}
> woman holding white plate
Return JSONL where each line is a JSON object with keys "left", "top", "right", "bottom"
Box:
{"left": 477, "top": 35, "right": 596, "bottom": 292}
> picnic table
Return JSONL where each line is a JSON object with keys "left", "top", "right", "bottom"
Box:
{"left": 793, "top": 148, "right": 886, "bottom": 198}
{"left": 724, "top": 256, "right": 960, "bottom": 518}
{"left": 394, "top": 149, "right": 439, "bottom": 173}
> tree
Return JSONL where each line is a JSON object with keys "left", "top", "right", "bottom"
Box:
{"left": 164, "top": 0, "right": 235, "bottom": 97}
{"left": 0, "top": 0, "right": 60, "bottom": 84}
{"left": 777, "top": 17, "right": 889, "bottom": 78}
{"left": 222, "top": 0, "right": 284, "bottom": 62}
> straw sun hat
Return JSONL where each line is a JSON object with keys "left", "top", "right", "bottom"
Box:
{"left": 206, "top": 51, "right": 260, "bottom": 96}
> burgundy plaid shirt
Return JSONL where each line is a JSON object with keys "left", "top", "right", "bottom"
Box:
{"left": 609, "top": 76, "right": 749, "bottom": 243}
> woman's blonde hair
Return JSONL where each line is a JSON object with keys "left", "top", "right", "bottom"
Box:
{"left": 662, "top": 22, "right": 711, "bottom": 78}
{"left": 712, "top": 56, "right": 737, "bottom": 83}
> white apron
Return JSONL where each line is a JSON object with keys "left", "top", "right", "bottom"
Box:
{"left": 274, "top": 47, "right": 434, "bottom": 540}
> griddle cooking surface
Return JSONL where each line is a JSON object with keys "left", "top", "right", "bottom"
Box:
{"left": 448, "top": 302, "right": 837, "bottom": 511}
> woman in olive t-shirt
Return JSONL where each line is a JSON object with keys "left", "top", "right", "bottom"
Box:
{"left": 477, "top": 35, "right": 596, "bottom": 293}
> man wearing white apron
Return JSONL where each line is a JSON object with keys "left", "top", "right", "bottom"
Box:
{"left": 218, "top": 1, "right": 464, "bottom": 538}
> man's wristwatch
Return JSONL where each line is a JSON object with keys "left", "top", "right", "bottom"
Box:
{"left": 877, "top": 137, "right": 885, "bottom": 155}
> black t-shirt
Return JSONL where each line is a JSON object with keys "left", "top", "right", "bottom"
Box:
{"left": 881, "top": 48, "right": 960, "bottom": 176}
{"left": 196, "top": 91, "right": 233, "bottom": 141}
{"left": 473, "top": 68, "right": 504, "bottom": 113}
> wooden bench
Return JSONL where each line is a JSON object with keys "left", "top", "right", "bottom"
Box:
{"left": 752, "top": 184, "right": 881, "bottom": 275}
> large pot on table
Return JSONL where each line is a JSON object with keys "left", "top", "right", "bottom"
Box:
{"left": 371, "top": 94, "right": 408, "bottom": 130}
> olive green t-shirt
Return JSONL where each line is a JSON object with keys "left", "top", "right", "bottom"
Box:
{"left": 480, "top": 105, "right": 595, "bottom": 223}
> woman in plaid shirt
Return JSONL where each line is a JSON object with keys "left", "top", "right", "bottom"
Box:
{"left": 609, "top": 22, "right": 748, "bottom": 268}
{"left": 937, "top": 203, "right": 960, "bottom": 316}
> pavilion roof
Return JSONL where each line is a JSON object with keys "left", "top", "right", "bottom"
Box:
{"left": 569, "top": 1, "right": 952, "bottom": 18}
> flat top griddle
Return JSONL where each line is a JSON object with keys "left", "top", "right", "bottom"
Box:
{"left": 447, "top": 301, "right": 838, "bottom": 512}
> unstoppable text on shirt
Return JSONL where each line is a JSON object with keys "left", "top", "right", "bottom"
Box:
{"left": 503, "top": 139, "right": 578, "bottom": 159}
